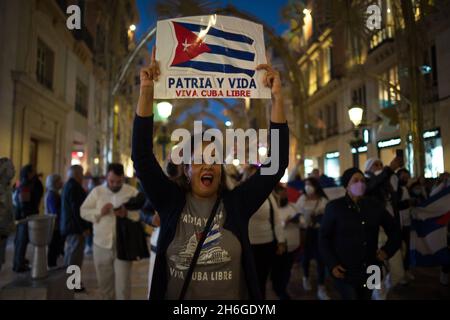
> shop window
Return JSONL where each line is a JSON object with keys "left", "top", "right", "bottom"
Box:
{"left": 324, "top": 152, "right": 340, "bottom": 179}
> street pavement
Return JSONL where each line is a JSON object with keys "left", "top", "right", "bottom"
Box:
{"left": 0, "top": 236, "right": 448, "bottom": 300}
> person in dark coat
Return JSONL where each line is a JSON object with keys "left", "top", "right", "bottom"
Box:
{"left": 45, "top": 174, "right": 64, "bottom": 268}
{"left": 0, "top": 158, "right": 15, "bottom": 271}
{"left": 319, "top": 168, "right": 401, "bottom": 300}
{"left": 132, "top": 51, "right": 288, "bottom": 300}
{"left": 13, "top": 164, "right": 43, "bottom": 272}
{"left": 60, "top": 165, "right": 88, "bottom": 275}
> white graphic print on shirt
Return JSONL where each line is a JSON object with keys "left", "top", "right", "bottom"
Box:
{"left": 169, "top": 211, "right": 231, "bottom": 271}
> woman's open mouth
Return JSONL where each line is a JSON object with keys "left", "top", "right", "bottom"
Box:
{"left": 200, "top": 173, "right": 214, "bottom": 187}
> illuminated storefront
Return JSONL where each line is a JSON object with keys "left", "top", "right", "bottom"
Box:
{"left": 324, "top": 151, "right": 340, "bottom": 179}
{"left": 406, "top": 129, "right": 444, "bottom": 178}
{"left": 351, "top": 146, "right": 368, "bottom": 171}
{"left": 377, "top": 129, "right": 444, "bottom": 178}
{"left": 377, "top": 137, "right": 401, "bottom": 167}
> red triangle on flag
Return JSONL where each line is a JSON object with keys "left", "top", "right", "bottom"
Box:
{"left": 171, "top": 22, "right": 211, "bottom": 66}
{"left": 436, "top": 211, "right": 450, "bottom": 226}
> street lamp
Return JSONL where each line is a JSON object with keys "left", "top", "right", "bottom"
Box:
{"left": 348, "top": 104, "right": 365, "bottom": 169}
{"left": 348, "top": 105, "right": 364, "bottom": 127}
{"left": 156, "top": 101, "right": 173, "bottom": 120}
{"left": 156, "top": 102, "right": 173, "bottom": 161}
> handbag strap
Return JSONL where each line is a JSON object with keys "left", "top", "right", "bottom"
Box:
{"left": 178, "top": 196, "right": 221, "bottom": 300}
{"left": 268, "top": 196, "right": 277, "bottom": 243}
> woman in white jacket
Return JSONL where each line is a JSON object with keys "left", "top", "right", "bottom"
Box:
{"left": 246, "top": 165, "right": 286, "bottom": 299}
{"left": 295, "top": 177, "right": 330, "bottom": 300}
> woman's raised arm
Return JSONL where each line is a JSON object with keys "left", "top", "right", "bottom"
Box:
{"left": 231, "top": 64, "right": 289, "bottom": 219}
{"left": 132, "top": 47, "right": 183, "bottom": 215}
{"left": 136, "top": 47, "right": 160, "bottom": 117}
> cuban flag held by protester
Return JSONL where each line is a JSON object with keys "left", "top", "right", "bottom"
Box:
{"left": 155, "top": 15, "right": 271, "bottom": 99}
{"left": 410, "top": 186, "right": 450, "bottom": 266}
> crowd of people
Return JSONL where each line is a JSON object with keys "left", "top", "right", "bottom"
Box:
{"left": 0, "top": 156, "right": 448, "bottom": 300}
{"left": 0, "top": 52, "right": 449, "bottom": 301}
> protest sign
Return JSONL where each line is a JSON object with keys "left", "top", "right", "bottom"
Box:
{"left": 154, "top": 15, "right": 271, "bottom": 99}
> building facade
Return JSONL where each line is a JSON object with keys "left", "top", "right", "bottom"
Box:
{"left": 0, "top": 0, "right": 140, "bottom": 183}
{"left": 292, "top": 0, "right": 450, "bottom": 180}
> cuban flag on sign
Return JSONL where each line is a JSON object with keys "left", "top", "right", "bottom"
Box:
{"left": 410, "top": 186, "right": 450, "bottom": 267}
{"left": 169, "top": 21, "right": 256, "bottom": 77}
{"left": 154, "top": 15, "right": 270, "bottom": 99}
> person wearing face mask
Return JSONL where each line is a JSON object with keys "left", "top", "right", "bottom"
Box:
{"left": 0, "top": 158, "right": 15, "bottom": 272}
{"left": 80, "top": 163, "right": 142, "bottom": 299}
{"left": 132, "top": 48, "right": 288, "bottom": 300}
{"left": 295, "top": 177, "right": 330, "bottom": 300}
{"left": 319, "top": 168, "right": 401, "bottom": 300}
{"left": 364, "top": 157, "right": 406, "bottom": 297}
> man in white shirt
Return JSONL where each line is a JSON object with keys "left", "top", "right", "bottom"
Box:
{"left": 81, "top": 163, "right": 140, "bottom": 300}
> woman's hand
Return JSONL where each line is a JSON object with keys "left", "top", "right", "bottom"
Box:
{"left": 256, "top": 63, "right": 282, "bottom": 99}
{"left": 256, "top": 62, "right": 286, "bottom": 123}
{"left": 376, "top": 249, "right": 388, "bottom": 261}
{"left": 332, "top": 265, "right": 346, "bottom": 279}
{"left": 137, "top": 47, "right": 160, "bottom": 117}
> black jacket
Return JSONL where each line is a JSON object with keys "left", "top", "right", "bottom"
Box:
{"left": 132, "top": 115, "right": 289, "bottom": 300}
{"left": 365, "top": 167, "right": 409, "bottom": 225}
{"left": 319, "top": 194, "right": 401, "bottom": 285}
{"left": 14, "top": 175, "right": 44, "bottom": 219}
{"left": 60, "top": 178, "right": 88, "bottom": 236}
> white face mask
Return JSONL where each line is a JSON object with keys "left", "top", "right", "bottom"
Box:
{"left": 374, "top": 170, "right": 383, "bottom": 176}
{"left": 305, "top": 185, "right": 315, "bottom": 195}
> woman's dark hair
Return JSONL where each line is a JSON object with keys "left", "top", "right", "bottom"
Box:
{"left": 172, "top": 131, "right": 229, "bottom": 194}
{"left": 304, "top": 177, "right": 328, "bottom": 199}
{"left": 396, "top": 168, "right": 410, "bottom": 178}
{"left": 20, "top": 164, "right": 34, "bottom": 184}
{"left": 107, "top": 163, "right": 124, "bottom": 176}
{"left": 166, "top": 160, "right": 180, "bottom": 179}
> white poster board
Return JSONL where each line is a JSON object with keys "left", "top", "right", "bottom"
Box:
{"left": 154, "top": 15, "right": 271, "bottom": 99}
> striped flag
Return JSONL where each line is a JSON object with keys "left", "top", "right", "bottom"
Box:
{"left": 170, "top": 21, "right": 256, "bottom": 77}
{"left": 410, "top": 186, "right": 450, "bottom": 266}
{"left": 155, "top": 15, "right": 271, "bottom": 99}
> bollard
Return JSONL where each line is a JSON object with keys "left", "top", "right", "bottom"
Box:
{"left": 26, "top": 215, "right": 55, "bottom": 279}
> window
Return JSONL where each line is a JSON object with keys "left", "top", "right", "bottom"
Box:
{"left": 326, "top": 103, "right": 338, "bottom": 137}
{"left": 423, "top": 44, "right": 439, "bottom": 102}
{"left": 324, "top": 152, "right": 340, "bottom": 179}
{"left": 36, "top": 38, "right": 54, "bottom": 89}
{"left": 322, "top": 47, "right": 332, "bottom": 85}
{"left": 308, "top": 61, "right": 318, "bottom": 96}
{"left": 352, "top": 85, "right": 367, "bottom": 122}
{"left": 75, "top": 79, "right": 88, "bottom": 117}
{"left": 378, "top": 66, "right": 400, "bottom": 109}
{"left": 95, "top": 24, "right": 106, "bottom": 67}
{"left": 370, "top": 0, "right": 395, "bottom": 50}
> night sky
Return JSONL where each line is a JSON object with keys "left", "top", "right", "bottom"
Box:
{"left": 135, "top": 0, "right": 290, "bottom": 127}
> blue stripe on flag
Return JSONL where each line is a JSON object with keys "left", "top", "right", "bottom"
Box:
{"left": 411, "top": 216, "right": 446, "bottom": 238}
{"left": 207, "top": 44, "right": 255, "bottom": 61}
{"left": 173, "top": 60, "right": 255, "bottom": 77}
{"left": 177, "top": 22, "right": 254, "bottom": 45}
{"left": 410, "top": 247, "right": 450, "bottom": 267}
{"left": 416, "top": 185, "right": 450, "bottom": 208}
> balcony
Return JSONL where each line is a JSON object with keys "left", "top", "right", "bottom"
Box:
{"left": 369, "top": 26, "right": 395, "bottom": 51}
{"left": 74, "top": 28, "right": 94, "bottom": 53}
